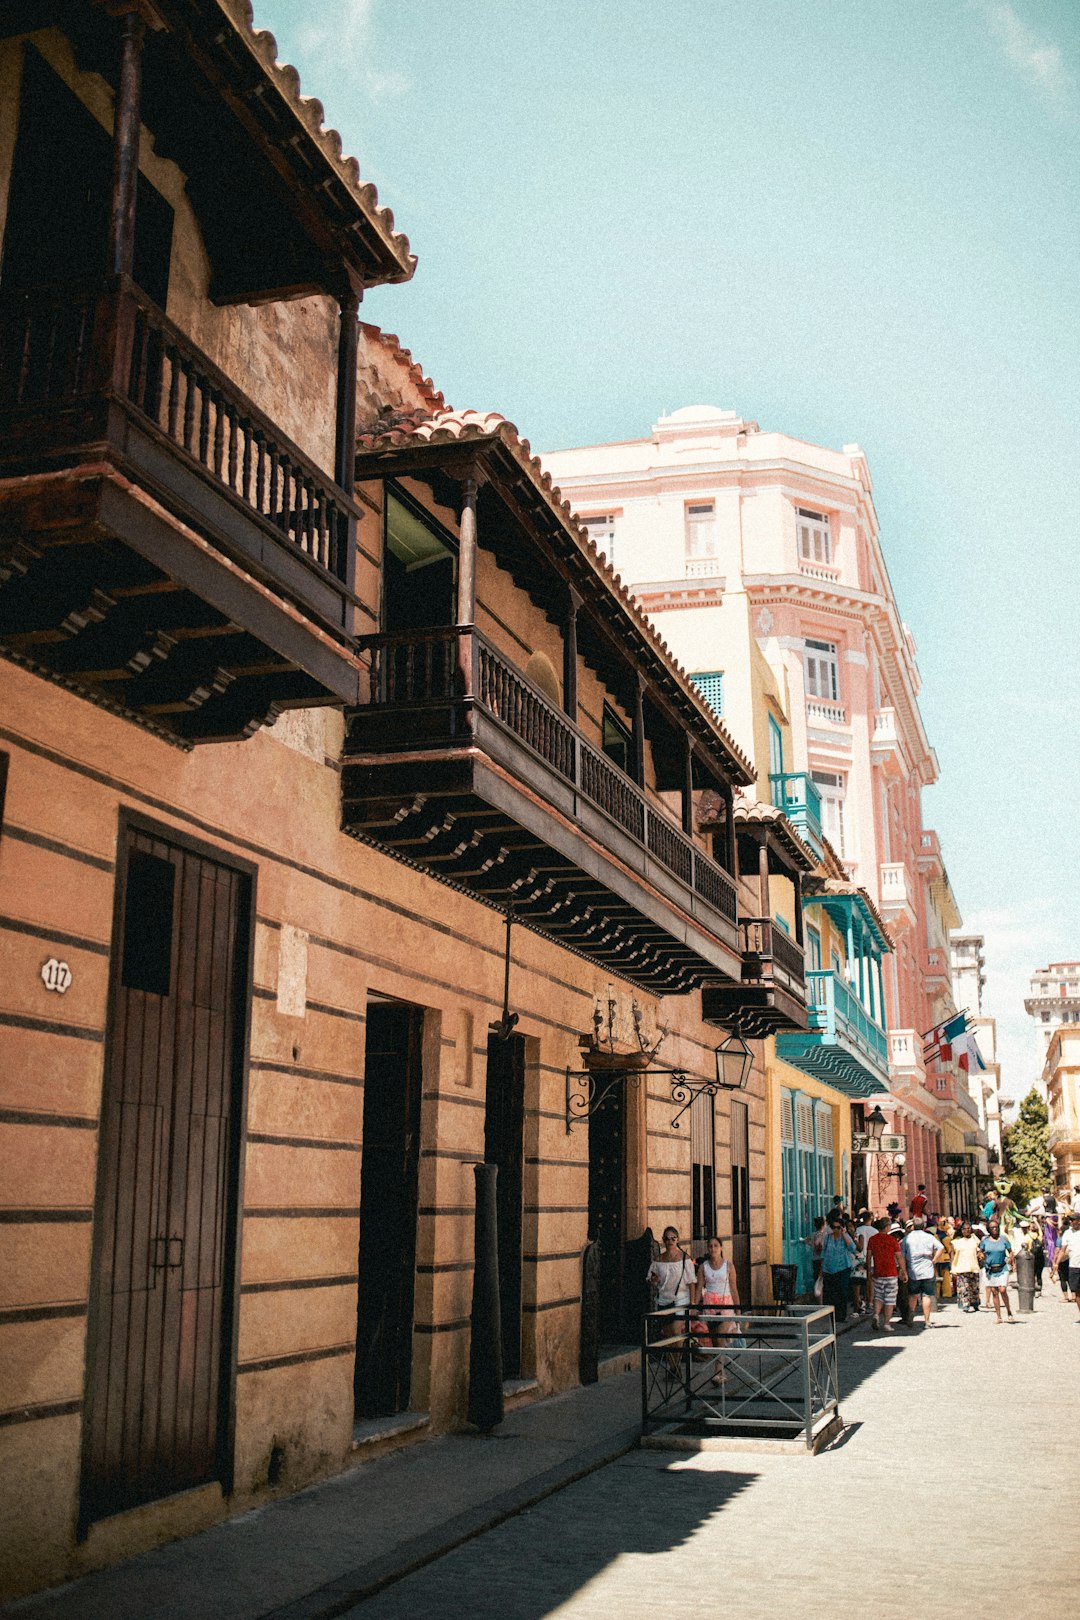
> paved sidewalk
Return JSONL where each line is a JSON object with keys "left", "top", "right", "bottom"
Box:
{"left": 4, "top": 1369, "right": 642, "bottom": 1620}
{"left": 343, "top": 1292, "right": 1080, "bottom": 1620}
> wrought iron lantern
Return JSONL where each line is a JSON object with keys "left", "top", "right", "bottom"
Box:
{"left": 865, "top": 1105, "right": 888, "bottom": 1143}
{"left": 714, "top": 1028, "right": 754, "bottom": 1092}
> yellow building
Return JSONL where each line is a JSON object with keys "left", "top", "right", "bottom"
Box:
{"left": 1046, "top": 1026, "right": 1080, "bottom": 1195}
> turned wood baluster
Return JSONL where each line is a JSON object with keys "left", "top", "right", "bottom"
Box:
{"left": 213, "top": 391, "right": 225, "bottom": 479}
{"left": 254, "top": 432, "right": 266, "bottom": 512}
{"left": 198, "top": 382, "right": 210, "bottom": 465}
{"left": 166, "top": 346, "right": 180, "bottom": 439}
{"left": 241, "top": 420, "right": 253, "bottom": 503}
{"left": 182, "top": 359, "right": 196, "bottom": 453}
{"left": 227, "top": 407, "right": 238, "bottom": 491}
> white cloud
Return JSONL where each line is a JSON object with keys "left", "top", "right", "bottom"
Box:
{"left": 974, "top": 2, "right": 1077, "bottom": 113}
{"left": 264, "top": 0, "right": 410, "bottom": 105}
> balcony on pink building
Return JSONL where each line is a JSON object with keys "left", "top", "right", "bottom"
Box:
{"left": 870, "top": 707, "right": 902, "bottom": 776}
{"left": 879, "top": 862, "right": 918, "bottom": 929}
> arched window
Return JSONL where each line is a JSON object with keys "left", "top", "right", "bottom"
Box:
{"left": 525, "top": 651, "right": 560, "bottom": 707}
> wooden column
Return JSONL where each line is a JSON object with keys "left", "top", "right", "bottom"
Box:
{"left": 681, "top": 733, "right": 694, "bottom": 835}
{"left": 457, "top": 477, "right": 478, "bottom": 626}
{"left": 335, "top": 287, "right": 361, "bottom": 603}
{"left": 631, "top": 674, "right": 645, "bottom": 787}
{"left": 563, "top": 586, "right": 581, "bottom": 720}
{"left": 757, "top": 832, "right": 770, "bottom": 918}
{"left": 108, "top": 10, "right": 146, "bottom": 279}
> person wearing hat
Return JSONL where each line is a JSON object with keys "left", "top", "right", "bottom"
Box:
{"left": 1058, "top": 1212, "right": 1080, "bottom": 1316}
{"left": 902, "top": 1216, "right": 945, "bottom": 1327}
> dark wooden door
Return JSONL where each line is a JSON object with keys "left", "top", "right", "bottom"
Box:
{"left": 484, "top": 1035, "right": 525, "bottom": 1379}
{"left": 588, "top": 1091, "right": 626, "bottom": 1344}
{"left": 730, "top": 1099, "right": 752, "bottom": 1307}
{"left": 82, "top": 827, "right": 248, "bottom": 1525}
{"left": 355, "top": 1001, "right": 423, "bottom": 1420}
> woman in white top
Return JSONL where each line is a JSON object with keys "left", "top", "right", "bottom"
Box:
{"left": 647, "top": 1227, "right": 696, "bottom": 1338}
{"left": 695, "top": 1236, "right": 741, "bottom": 1384}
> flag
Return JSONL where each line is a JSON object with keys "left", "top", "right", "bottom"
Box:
{"left": 955, "top": 1030, "right": 986, "bottom": 1073}
{"left": 923, "top": 1012, "right": 967, "bottom": 1063}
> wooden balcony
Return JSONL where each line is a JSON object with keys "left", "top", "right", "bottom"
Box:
{"left": 342, "top": 627, "right": 743, "bottom": 994}
{"left": 0, "top": 277, "right": 362, "bottom": 742}
{"left": 701, "top": 918, "right": 809, "bottom": 1037}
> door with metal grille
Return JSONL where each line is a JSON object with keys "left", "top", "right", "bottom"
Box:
{"left": 484, "top": 1035, "right": 525, "bottom": 1379}
{"left": 82, "top": 825, "right": 249, "bottom": 1526}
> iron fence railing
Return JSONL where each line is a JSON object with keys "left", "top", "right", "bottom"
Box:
{"left": 641, "top": 1304, "right": 840, "bottom": 1451}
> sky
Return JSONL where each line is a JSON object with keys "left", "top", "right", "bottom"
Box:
{"left": 254, "top": 0, "right": 1080, "bottom": 1098}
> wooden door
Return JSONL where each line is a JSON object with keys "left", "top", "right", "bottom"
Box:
{"left": 588, "top": 1091, "right": 626, "bottom": 1344}
{"left": 484, "top": 1035, "right": 525, "bottom": 1379}
{"left": 730, "top": 1099, "right": 752, "bottom": 1307}
{"left": 82, "top": 826, "right": 248, "bottom": 1525}
{"left": 355, "top": 1001, "right": 423, "bottom": 1420}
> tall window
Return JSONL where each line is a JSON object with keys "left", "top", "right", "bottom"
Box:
{"left": 684, "top": 501, "right": 717, "bottom": 559}
{"left": 690, "top": 670, "right": 724, "bottom": 718}
{"left": 602, "top": 704, "right": 631, "bottom": 774}
{"left": 691, "top": 1091, "right": 716, "bottom": 1242}
{"left": 768, "top": 715, "right": 784, "bottom": 781}
{"left": 797, "top": 507, "right": 831, "bottom": 564}
{"left": 581, "top": 513, "right": 617, "bottom": 564}
{"left": 804, "top": 638, "right": 839, "bottom": 702}
{"left": 811, "top": 769, "right": 846, "bottom": 855}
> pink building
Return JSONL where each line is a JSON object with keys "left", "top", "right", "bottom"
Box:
{"left": 545, "top": 406, "right": 958, "bottom": 1212}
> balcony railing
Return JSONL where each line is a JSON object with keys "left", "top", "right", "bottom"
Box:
{"left": 0, "top": 275, "right": 358, "bottom": 596}
{"left": 888, "top": 1028, "right": 923, "bottom": 1074}
{"left": 769, "top": 771, "right": 823, "bottom": 857}
{"left": 359, "top": 626, "right": 738, "bottom": 925}
{"left": 806, "top": 969, "right": 888, "bottom": 1070}
{"left": 805, "top": 699, "right": 846, "bottom": 726}
{"left": 740, "top": 917, "right": 806, "bottom": 1000}
{"left": 879, "top": 862, "right": 917, "bottom": 919}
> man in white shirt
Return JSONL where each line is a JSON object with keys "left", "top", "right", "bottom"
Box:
{"left": 1071, "top": 1186, "right": 1080, "bottom": 1217}
{"left": 901, "top": 1217, "right": 945, "bottom": 1327}
{"left": 1059, "top": 1213, "right": 1080, "bottom": 1317}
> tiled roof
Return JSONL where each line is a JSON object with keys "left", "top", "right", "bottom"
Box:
{"left": 354, "top": 408, "right": 755, "bottom": 785}
{"left": 359, "top": 328, "right": 446, "bottom": 413}
{"left": 222, "top": 1, "right": 415, "bottom": 284}
{"left": 733, "top": 792, "right": 817, "bottom": 871}
{"left": 804, "top": 876, "right": 893, "bottom": 948}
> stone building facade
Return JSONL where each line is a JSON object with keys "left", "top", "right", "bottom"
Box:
{"left": 0, "top": 4, "right": 796, "bottom": 1598}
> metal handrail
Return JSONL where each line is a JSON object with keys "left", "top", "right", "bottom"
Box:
{"left": 641, "top": 1304, "right": 840, "bottom": 1451}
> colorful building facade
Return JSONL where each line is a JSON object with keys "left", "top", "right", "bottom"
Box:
{"left": 543, "top": 404, "right": 969, "bottom": 1213}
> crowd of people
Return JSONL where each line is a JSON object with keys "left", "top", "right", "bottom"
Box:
{"left": 804, "top": 1182, "right": 1080, "bottom": 1329}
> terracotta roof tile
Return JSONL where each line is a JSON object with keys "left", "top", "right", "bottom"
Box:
{"left": 733, "top": 791, "right": 817, "bottom": 871}
{"left": 358, "top": 327, "right": 447, "bottom": 413}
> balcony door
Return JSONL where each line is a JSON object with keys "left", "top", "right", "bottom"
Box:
{"left": 3, "top": 44, "right": 173, "bottom": 304}
{"left": 484, "top": 1035, "right": 525, "bottom": 1379}
{"left": 82, "top": 823, "right": 250, "bottom": 1527}
{"left": 355, "top": 1000, "right": 423, "bottom": 1420}
{"left": 383, "top": 489, "right": 456, "bottom": 633}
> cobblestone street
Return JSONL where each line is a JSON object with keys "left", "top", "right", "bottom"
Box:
{"left": 352, "top": 1294, "right": 1080, "bottom": 1620}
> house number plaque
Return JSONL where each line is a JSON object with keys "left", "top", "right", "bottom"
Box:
{"left": 41, "top": 958, "right": 72, "bottom": 994}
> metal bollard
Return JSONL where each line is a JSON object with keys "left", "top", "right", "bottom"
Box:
{"left": 1014, "top": 1246, "right": 1036, "bottom": 1313}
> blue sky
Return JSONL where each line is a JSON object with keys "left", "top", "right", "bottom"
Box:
{"left": 255, "top": 0, "right": 1079, "bottom": 1097}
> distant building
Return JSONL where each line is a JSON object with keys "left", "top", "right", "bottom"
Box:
{"left": 1044, "top": 1026, "right": 1080, "bottom": 1196}
{"left": 1025, "top": 961, "right": 1080, "bottom": 1064}
{"left": 545, "top": 405, "right": 968, "bottom": 1211}
{"left": 950, "top": 934, "right": 1003, "bottom": 1167}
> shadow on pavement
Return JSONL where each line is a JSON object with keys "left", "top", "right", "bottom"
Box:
{"left": 355, "top": 1461, "right": 758, "bottom": 1619}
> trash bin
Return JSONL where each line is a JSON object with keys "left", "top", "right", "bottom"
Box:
{"left": 1015, "top": 1246, "right": 1036, "bottom": 1313}
{"left": 771, "top": 1263, "right": 797, "bottom": 1306}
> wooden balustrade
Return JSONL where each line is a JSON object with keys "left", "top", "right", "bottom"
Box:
{"left": 0, "top": 277, "right": 356, "bottom": 585}
{"left": 358, "top": 625, "right": 739, "bottom": 925}
{"left": 739, "top": 917, "right": 806, "bottom": 994}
